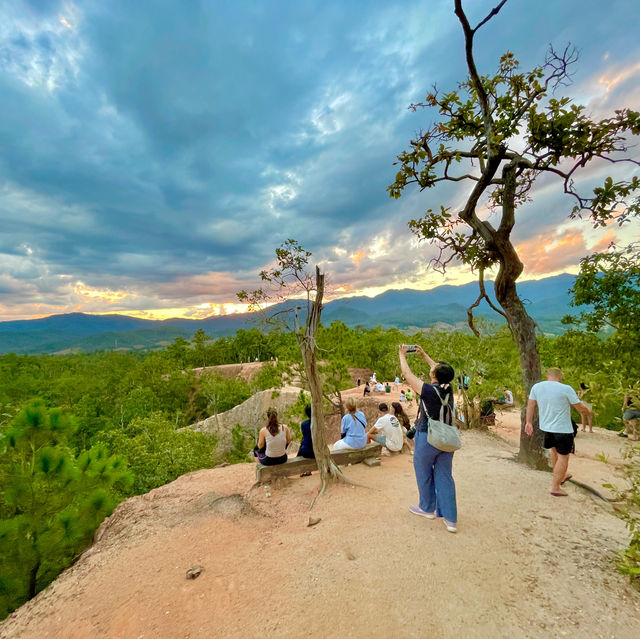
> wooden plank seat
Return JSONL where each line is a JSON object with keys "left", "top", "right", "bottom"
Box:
{"left": 255, "top": 442, "right": 382, "bottom": 482}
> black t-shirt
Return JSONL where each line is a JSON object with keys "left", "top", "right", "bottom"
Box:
{"left": 415, "top": 382, "right": 454, "bottom": 430}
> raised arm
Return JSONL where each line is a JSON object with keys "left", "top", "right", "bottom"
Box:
{"left": 399, "top": 345, "right": 424, "bottom": 396}
{"left": 415, "top": 344, "right": 436, "bottom": 368}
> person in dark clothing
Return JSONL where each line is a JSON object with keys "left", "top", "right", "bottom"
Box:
{"left": 298, "top": 404, "right": 315, "bottom": 458}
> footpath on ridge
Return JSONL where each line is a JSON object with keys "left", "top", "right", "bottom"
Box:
{"left": 1, "top": 390, "right": 639, "bottom": 639}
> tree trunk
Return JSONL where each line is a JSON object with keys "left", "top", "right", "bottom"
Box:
{"left": 28, "top": 559, "right": 40, "bottom": 598}
{"left": 300, "top": 342, "right": 334, "bottom": 481}
{"left": 493, "top": 245, "right": 547, "bottom": 469}
{"left": 298, "top": 267, "right": 347, "bottom": 495}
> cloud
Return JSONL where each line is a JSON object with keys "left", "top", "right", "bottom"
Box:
{"left": 0, "top": 1, "right": 639, "bottom": 320}
{"left": 517, "top": 229, "right": 587, "bottom": 275}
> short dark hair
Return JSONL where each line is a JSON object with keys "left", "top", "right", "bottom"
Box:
{"left": 305, "top": 404, "right": 311, "bottom": 418}
{"left": 434, "top": 362, "right": 455, "bottom": 384}
{"left": 378, "top": 403, "right": 388, "bottom": 412}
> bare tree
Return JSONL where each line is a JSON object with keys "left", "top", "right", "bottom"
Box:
{"left": 389, "top": 0, "right": 640, "bottom": 467}
{"left": 238, "top": 239, "right": 351, "bottom": 497}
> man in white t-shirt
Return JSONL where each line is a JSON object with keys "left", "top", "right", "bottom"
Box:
{"left": 525, "top": 367, "right": 591, "bottom": 497}
{"left": 367, "top": 403, "right": 404, "bottom": 453}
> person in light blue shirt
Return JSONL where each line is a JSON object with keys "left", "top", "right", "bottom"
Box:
{"left": 525, "top": 367, "right": 591, "bottom": 497}
{"left": 333, "top": 396, "right": 367, "bottom": 450}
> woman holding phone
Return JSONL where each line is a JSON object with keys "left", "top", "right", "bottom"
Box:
{"left": 399, "top": 344, "right": 458, "bottom": 533}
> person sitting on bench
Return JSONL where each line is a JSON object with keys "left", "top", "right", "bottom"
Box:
{"left": 253, "top": 409, "right": 291, "bottom": 465}
{"left": 367, "top": 402, "right": 404, "bottom": 453}
{"left": 297, "top": 404, "right": 315, "bottom": 459}
{"left": 333, "top": 397, "right": 367, "bottom": 451}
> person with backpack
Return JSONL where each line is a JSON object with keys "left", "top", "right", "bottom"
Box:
{"left": 333, "top": 396, "right": 367, "bottom": 451}
{"left": 399, "top": 344, "right": 458, "bottom": 533}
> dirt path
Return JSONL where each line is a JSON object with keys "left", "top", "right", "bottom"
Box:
{"left": 2, "top": 403, "right": 639, "bottom": 639}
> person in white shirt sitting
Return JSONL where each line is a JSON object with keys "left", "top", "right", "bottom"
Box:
{"left": 366, "top": 403, "right": 404, "bottom": 453}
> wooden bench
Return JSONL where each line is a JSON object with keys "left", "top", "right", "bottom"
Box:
{"left": 255, "top": 442, "right": 383, "bottom": 482}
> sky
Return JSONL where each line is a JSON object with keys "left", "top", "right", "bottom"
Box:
{"left": 0, "top": 0, "right": 639, "bottom": 321}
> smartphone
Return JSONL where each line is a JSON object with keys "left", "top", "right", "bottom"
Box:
{"left": 405, "top": 344, "right": 417, "bottom": 353}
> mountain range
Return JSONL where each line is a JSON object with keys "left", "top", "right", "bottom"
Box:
{"left": 0, "top": 274, "right": 578, "bottom": 355}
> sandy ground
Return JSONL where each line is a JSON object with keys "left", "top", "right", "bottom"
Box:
{"left": 2, "top": 393, "right": 639, "bottom": 639}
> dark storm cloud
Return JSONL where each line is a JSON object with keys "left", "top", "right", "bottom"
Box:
{"left": 0, "top": 0, "right": 639, "bottom": 319}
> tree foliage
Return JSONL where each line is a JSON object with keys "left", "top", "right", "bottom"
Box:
{"left": 617, "top": 439, "right": 640, "bottom": 589}
{"left": 0, "top": 400, "right": 131, "bottom": 617}
{"left": 96, "top": 413, "right": 216, "bottom": 495}
{"left": 387, "top": 0, "right": 640, "bottom": 467}
{"left": 567, "top": 242, "right": 640, "bottom": 336}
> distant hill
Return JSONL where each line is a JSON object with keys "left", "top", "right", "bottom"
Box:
{"left": 0, "top": 274, "right": 577, "bottom": 354}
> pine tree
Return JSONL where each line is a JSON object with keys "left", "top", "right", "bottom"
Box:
{"left": 0, "top": 400, "right": 132, "bottom": 618}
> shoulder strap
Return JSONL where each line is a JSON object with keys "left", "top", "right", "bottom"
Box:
{"left": 427, "top": 386, "right": 452, "bottom": 424}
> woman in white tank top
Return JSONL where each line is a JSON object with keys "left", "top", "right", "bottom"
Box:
{"left": 253, "top": 409, "right": 291, "bottom": 466}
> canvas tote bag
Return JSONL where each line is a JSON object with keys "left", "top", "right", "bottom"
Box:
{"left": 422, "top": 386, "right": 461, "bottom": 452}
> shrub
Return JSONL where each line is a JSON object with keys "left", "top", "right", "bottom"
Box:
{"left": 616, "top": 443, "right": 640, "bottom": 589}
{"left": 97, "top": 413, "right": 216, "bottom": 494}
{"left": 225, "top": 425, "right": 254, "bottom": 463}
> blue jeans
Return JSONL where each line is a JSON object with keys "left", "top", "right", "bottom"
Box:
{"left": 413, "top": 430, "right": 457, "bottom": 523}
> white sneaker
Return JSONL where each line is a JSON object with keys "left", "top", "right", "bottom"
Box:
{"left": 409, "top": 505, "right": 436, "bottom": 519}
{"left": 444, "top": 519, "right": 457, "bottom": 533}
{"left": 381, "top": 448, "right": 391, "bottom": 456}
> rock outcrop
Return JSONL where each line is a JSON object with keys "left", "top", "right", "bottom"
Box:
{"left": 188, "top": 385, "right": 310, "bottom": 452}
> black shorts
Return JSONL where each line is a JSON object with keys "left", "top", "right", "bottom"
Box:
{"left": 543, "top": 431, "right": 575, "bottom": 455}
